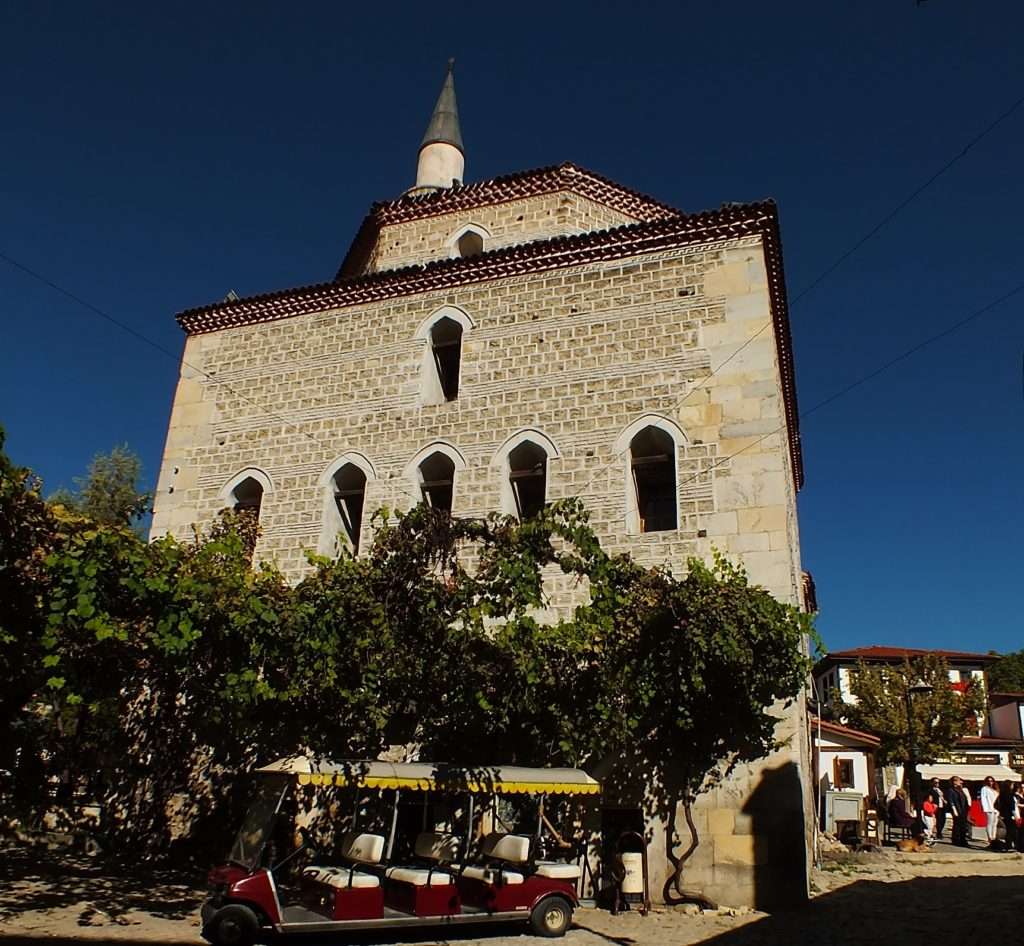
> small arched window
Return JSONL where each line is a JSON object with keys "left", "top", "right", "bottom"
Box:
{"left": 231, "top": 476, "right": 264, "bottom": 518}
{"left": 332, "top": 463, "right": 367, "bottom": 553}
{"left": 429, "top": 317, "right": 463, "bottom": 402}
{"left": 629, "top": 426, "right": 677, "bottom": 533}
{"left": 456, "top": 229, "right": 484, "bottom": 258}
{"left": 508, "top": 441, "right": 547, "bottom": 520}
{"left": 418, "top": 451, "right": 455, "bottom": 512}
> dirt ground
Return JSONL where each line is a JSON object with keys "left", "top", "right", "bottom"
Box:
{"left": 1, "top": 843, "right": 1022, "bottom": 946}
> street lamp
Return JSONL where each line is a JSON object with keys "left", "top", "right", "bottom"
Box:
{"left": 905, "top": 680, "right": 934, "bottom": 806}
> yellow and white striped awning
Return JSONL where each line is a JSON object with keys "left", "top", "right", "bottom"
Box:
{"left": 257, "top": 758, "right": 600, "bottom": 796}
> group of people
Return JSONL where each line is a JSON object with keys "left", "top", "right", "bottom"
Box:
{"left": 886, "top": 776, "right": 1024, "bottom": 850}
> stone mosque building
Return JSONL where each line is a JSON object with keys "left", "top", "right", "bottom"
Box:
{"left": 151, "top": 64, "right": 813, "bottom": 908}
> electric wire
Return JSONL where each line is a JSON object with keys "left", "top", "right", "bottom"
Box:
{"left": 569, "top": 90, "right": 1024, "bottom": 500}
{"left": 0, "top": 250, "right": 429, "bottom": 508}
{"left": 629, "top": 279, "right": 1024, "bottom": 522}
{"left": 1, "top": 93, "right": 1021, "bottom": 515}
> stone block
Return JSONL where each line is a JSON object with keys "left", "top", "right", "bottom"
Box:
{"left": 724, "top": 289, "right": 770, "bottom": 322}
{"left": 714, "top": 834, "right": 760, "bottom": 867}
{"left": 707, "top": 807, "right": 736, "bottom": 836}
{"left": 703, "top": 261, "right": 750, "bottom": 297}
{"left": 737, "top": 506, "right": 788, "bottom": 534}
{"left": 703, "top": 511, "right": 738, "bottom": 536}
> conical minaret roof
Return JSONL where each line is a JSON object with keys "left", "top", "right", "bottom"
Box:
{"left": 420, "top": 59, "right": 463, "bottom": 154}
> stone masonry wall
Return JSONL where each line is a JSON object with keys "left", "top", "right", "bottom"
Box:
{"left": 151, "top": 232, "right": 809, "bottom": 909}
{"left": 368, "top": 191, "right": 640, "bottom": 272}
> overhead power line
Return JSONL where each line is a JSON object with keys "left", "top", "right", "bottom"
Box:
{"left": 571, "top": 90, "right": 1024, "bottom": 498}
{"left": 655, "top": 279, "right": 1024, "bottom": 510}
{"left": 1, "top": 92, "right": 1021, "bottom": 513}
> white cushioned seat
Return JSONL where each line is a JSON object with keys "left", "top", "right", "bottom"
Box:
{"left": 535, "top": 862, "right": 581, "bottom": 880}
{"left": 303, "top": 865, "right": 380, "bottom": 889}
{"left": 338, "top": 831, "right": 386, "bottom": 866}
{"left": 385, "top": 866, "right": 452, "bottom": 886}
{"left": 414, "top": 831, "right": 461, "bottom": 863}
{"left": 480, "top": 833, "right": 531, "bottom": 864}
{"left": 460, "top": 865, "right": 525, "bottom": 885}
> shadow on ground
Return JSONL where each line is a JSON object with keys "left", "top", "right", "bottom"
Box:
{"left": 697, "top": 874, "right": 1024, "bottom": 945}
{"left": 0, "top": 843, "right": 202, "bottom": 926}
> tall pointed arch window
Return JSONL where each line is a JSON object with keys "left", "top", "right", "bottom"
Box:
{"left": 429, "top": 317, "right": 463, "bottom": 402}
{"left": 629, "top": 426, "right": 677, "bottom": 533}
{"left": 332, "top": 463, "right": 367, "bottom": 554}
{"left": 418, "top": 451, "right": 455, "bottom": 512}
{"left": 416, "top": 306, "right": 474, "bottom": 407}
{"left": 508, "top": 441, "right": 547, "bottom": 520}
{"left": 230, "top": 476, "right": 264, "bottom": 518}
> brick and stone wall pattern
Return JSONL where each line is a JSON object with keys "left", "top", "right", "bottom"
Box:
{"left": 368, "top": 191, "right": 641, "bottom": 272}
{"left": 151, "top": 223, "right": 809, "bottom": 909}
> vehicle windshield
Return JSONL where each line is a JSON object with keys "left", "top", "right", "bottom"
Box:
{"left": 226, "top": 775, "right": 289, "bottom": 870}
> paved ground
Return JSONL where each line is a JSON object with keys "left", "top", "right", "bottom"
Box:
{"left": 1, "top": 843, "right": 1022, "bottom": 946}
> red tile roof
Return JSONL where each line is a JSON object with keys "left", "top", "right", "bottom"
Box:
{"left": 381, "top": 161, "right": 677, "bottom": 224}
{"left": 816, "top": 646, "right": 999, "bottom": 669}
{"left": 811, "top": 717, "right": 881, "bottom": 747}
{"left": 336, "top": 163, "right": 681, "bottom": 279}
{"left": 176, "top": 198, "right": 804, "bottom": 487}
{"left": 956, "top": 735, "right": 1024, "bottom": 747}
{"left": 335, "top": 160, "right": 684, "bottom": 278}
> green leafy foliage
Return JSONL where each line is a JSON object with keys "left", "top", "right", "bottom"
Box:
{"left": 842, "top": 656, "right": 986, "bottom": 765}
{"left": 48, "top": 444, "right": 151, "bottom": 529}
{"left": 988, "top": 649, "right": 1024, "bottom": 693}
{"left": 2, "top": 433, "right": 811, "bottom": 868}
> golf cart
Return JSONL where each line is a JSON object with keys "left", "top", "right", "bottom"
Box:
{"left": 201, "top": 758, "right": 600, "bottom": 945}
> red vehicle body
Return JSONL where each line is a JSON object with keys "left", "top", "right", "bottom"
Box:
{"left": 200, "top": 759, "right": 599, "bottom": 946}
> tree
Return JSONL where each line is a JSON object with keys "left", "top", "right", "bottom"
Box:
{"left": 0, "top": 425, "right": 57, "bottom": 770}
{"left": 5, "top": 435, "right": 812, "bottom": 885}
{"left": 50, "top": 444, "right": 151, "bottom": 528}
{"left": 842, "top": 655, "right": 986, "bottom": 768}
{"left": 988, "top": 650, "right": 1024, "bottom": 693}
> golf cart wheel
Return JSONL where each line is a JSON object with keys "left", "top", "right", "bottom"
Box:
{"left": 530, "top": 895, "right": 572, "bottom": 937}
{"left": 211, "top": 904, "right": 259, "bottom": 946}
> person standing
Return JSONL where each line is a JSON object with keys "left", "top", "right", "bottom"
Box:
{"left": 948, "top": 775, "right": 972, "bottom": 847}
{"left": 997, "top": 781, "right": 1017, "bottom": 851}
{"left": 1014, "top": 783, "right": 1024, "bottom": 853}
{"left": 927, "top": 778, "right": 947, "bottom": 840}
{"left": 980, "top": 775, "right": 1000, "bottom": 848}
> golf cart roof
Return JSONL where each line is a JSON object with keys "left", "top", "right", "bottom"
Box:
{"left": 256, "top": 758, "right": 601, "bottom": 795}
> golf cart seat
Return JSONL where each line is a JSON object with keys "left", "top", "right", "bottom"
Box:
{"left": 534, "top": 862, "right": 581, "bottom": 880}
{"left": 383, "top": 832, "right": 462, "bottom": 915}
{"left": 304, "top": 866, "right": 380, "bottom": 888}
{"left": 458, "top": 832, "right": 530, "bottom": 885}
{"left": 302, "top": 832, "right": 387, "bottom": 920}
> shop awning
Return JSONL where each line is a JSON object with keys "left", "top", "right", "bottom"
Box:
{"left": 257, "top": 757, "right": 601, "bottom": 795}
{"left": 917, "top": 763, "right": 1019, "bottom": 782}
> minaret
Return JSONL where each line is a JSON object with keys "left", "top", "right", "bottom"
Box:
{"left": 413, "top": 60, "right": 464, "bottom": 193}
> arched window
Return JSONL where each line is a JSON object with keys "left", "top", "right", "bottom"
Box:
{"left": 416, "top": 305, "right": 474, "bottom": 406}
{"left": 417, "top": 451, "right": 455, "bottom": 512}
{"left": 456, "top": 229, "right": 484, "bottom": 258}
{"left": 331, "top": 463, "right": 367, "bottom": 553}
{"left": 429, "top": 316, "right": 463, "bottom": 402}
{"left": 629, "top": 426, "right": 677, "bottom": 532}
{"left": 508, "top": 440, "right": 547, "bottom": 520}
{"left": 449, "top": 224, "right": 489, "bottom": 259}
{"left": 317, "top": 453, "right": 375, "bottom": 557}
{"left": 230, "top": 476, "right": 264, "bottom": 517}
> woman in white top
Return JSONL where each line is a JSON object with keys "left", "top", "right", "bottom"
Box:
{"left": 979, "top": 775, "right": 1000, "bottom": 846}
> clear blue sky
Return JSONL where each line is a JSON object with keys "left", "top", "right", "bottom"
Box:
{"left": 1, "top": 3, "right": 1022, "bottom": 653}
